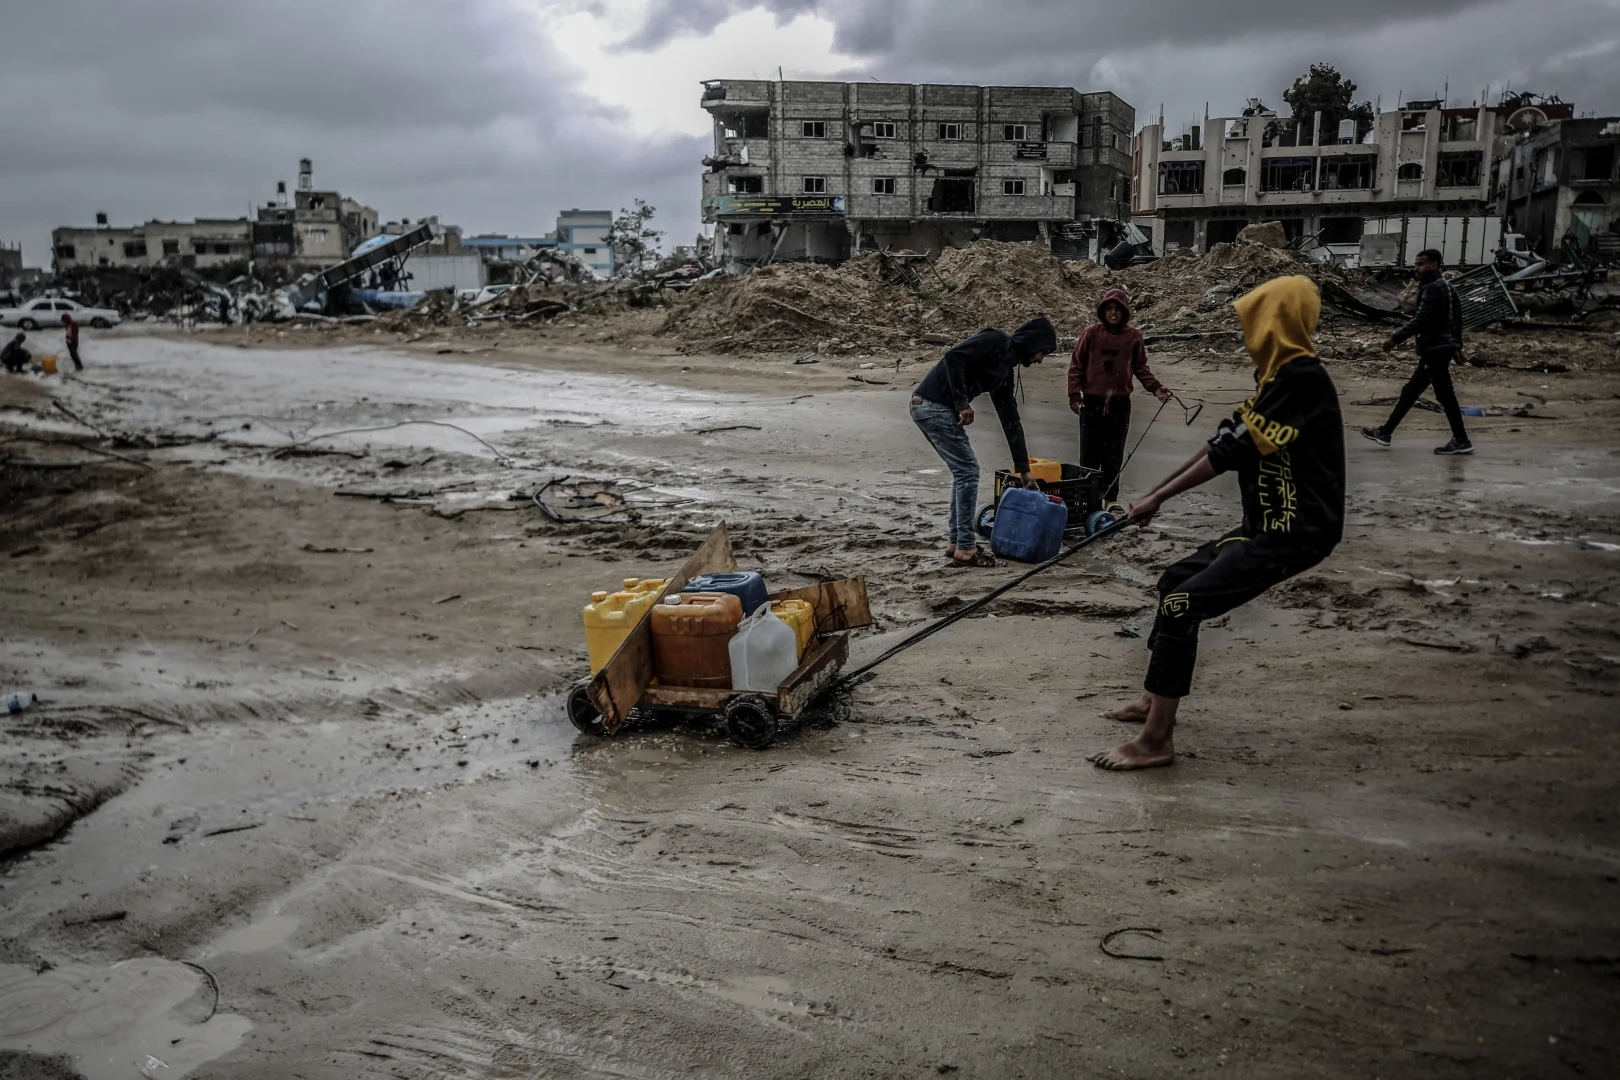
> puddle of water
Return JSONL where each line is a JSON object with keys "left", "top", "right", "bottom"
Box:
{"left": 201, "top": 914, "right": 299, "bottom": 958}
{"left": 0, "top": 959, "right": 251, "bottom": 1080}
{"left": 706, "top": 975, "right": 811, "bottom": 1018}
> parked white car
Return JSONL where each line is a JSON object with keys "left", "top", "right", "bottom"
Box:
{"left": 0, "top": 297, "right": 122, "bottom": 330}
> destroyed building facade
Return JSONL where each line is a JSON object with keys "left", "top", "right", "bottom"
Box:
{"left": 1133, "top": 100, "right": 1509, "bottom": 263}
{"left": 1495, "top": 115, "right": 1620, "bottom": 261}
{"left": 53, "top": 218, "right": 254, "bottom": 272}
{"left": 252, "top": 159, "right": 380, "bottom": 268}
{"left": 699, "top": 79, "right": 1134, "bottom": 270}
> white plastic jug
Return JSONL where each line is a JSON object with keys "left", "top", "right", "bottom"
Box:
{"left": 729, "top": 605, "right": 800, "bottom": 692}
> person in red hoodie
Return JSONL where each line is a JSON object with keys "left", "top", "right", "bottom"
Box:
{"left": 60, "top": 313, "right": 84, "bottom": 371}
{"left": 1067, "top": 287, "right": 1171, "bottom": 504}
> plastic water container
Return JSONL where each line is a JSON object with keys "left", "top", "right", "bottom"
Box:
{"left": 1026, "top": 457, "right": 1063, "bottom": 485}
{"left": 770, "top": 599, "right": 814, "bottom": 659}
{"left": 582, "top": 589, "right": 658, "bottom": 674}
{"left": 730, "top": 605, "right": 801, "bottom": 692}
{"left": 684, "top": 572, "right": 768, "bottom": 615}
{"left": 651, "top": 592, "right": 743, "bottom": 688}
{"left": 990, "top": 488, "right": 1069, "bottom": 562}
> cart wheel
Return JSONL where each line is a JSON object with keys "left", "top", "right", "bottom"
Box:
{"left": 974, "top": 504, "right": 997, "bottom": 539}
{"left": 1087, "top": 510, "right": 1117, "bottom": 535}
{"left": 725, "top": 694, "right": 778, "bottom": 750}
{"left": 566, "top": 681, "right": 608, "bottom": 737}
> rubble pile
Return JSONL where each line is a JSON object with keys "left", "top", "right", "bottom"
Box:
{"left": 657, "top": 237, "right": 1339, "bottom": 354}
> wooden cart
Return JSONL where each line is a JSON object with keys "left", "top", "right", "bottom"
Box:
{"left": 565, "top": 524, "right": 871, "bottom": 749}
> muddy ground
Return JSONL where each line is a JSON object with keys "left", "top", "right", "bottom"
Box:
{"left": 1, "top": 326, "right": 1618, "bottom": 1079}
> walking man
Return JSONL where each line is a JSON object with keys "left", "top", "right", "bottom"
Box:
{"left": 911, "top": 317, "right": 1056, "bottom": 568}
{"left": 61, "top": 312, "right": 84, "bottom": 371}
{"left": 1092, "top": 277, "right": 1345, "bottom": 770}
{"left": 1068, "top": 286, "right": 1172, "bottom": 509}
{"left": 1360, "top": 248, "right": 1472, "bottom": 455}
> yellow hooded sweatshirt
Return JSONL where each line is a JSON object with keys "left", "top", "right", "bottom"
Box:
{"left": 1232, "top": 275, "right": 1321, "bottom": 454}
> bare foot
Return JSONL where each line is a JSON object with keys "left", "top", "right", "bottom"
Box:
{"left": 1089, "top": 736, "right": 1175, "bottom": 770}
{"left": 1103, "top": 693, "right": 1151, "bottom": 723}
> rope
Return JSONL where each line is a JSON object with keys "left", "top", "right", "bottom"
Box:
{"left": 833, "top": 514, "right": 1135, "bottom": 689}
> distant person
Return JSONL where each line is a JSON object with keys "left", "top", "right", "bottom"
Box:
{"left": 1068, "top": 287, "right": 1172, "bottom": 508}
{"left": 911, "top": 317, "right": 1057, "bottom": 567}
{"left": 1360, "top": 248, "right": 1473, "bottom": 455}
{"left": 1, "top": 332, "right": 30, "bottom": 373}
{"left": 61, "top": 313, "right": 83, "bottom": 371}
{"left": 1093, "top": 277, "right": 1345, "bottom": 771}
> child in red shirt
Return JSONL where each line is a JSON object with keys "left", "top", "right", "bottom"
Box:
{"left": 1067, "top": 287, "right": 1170, "bottom": 504}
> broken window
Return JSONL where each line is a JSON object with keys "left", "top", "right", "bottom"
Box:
{"left": 1222, "top": 167, "right": 1246, "bottom": 187}
{"left": 123, "top": 241, "right": 147, "bottom": 258}
{"left": 1397, "top": 162, "right": 1423, "bottom": 181}
{"left": 872, "top": 177, "right": 897, "bottom": 195}
{"left": 801, "top": 121, "right": 827, "bottom": 139}
{"left": 723, "top": 114, "right": 768, "bottom": 139}
{"left": 872, "top": 121, "right": 897, "bottom": 139}
{"left": 162, "top": 239, "right": 180, "bottom": 256}
{"left": 192, "top": 241, "right": 207, "bottom": 254}
{"left": 1261, "top": 157, "right": 1316, "bottom": 192}
{"left": 1157, "top": 161, "right": 1204, "bottom": 195}
{"left": 803, "top": 176, "right": 827, "bottom": 193}
{"left": 1441, "top": 115, "right": 1478, "bottom": 142}
{"left": 1580, "top": 145, "right": 1616, "bottom": 181}
{"left": 583, "top": 247, "right": 597, "bottom": 254}
{"left": 310, "top": 196, "right": 326, "bottom": 210}
{"left": 1002, "top": 179, "right": 1026, "bottom": 195}
{"left": 1320, "top": 154, "right": 1375, "bottom": 190}
{"left": 1003, "top": 124, "right": 1028, "bottom": 142}
{"left": 1401, "top": 112, "right": 1427, "bottom": 132}
{"left": 728, "top": 176, "right": 764, "bottom": 194}
{"left": 212, "top": 244, "right": 231, "bottom": 255}
{"left": 928, "top": 177, "right": 975, "bottom": 212}
{"left": 1207, "top": 219, "right": 1245, "bottom": 245}
{"left": 55, "top": 244, "right": 75, "bottom": 260}
{"left": 937, "top": 123, "right": 963, "bottom": 141}
{"left": 1436, "top": 151, "right": 1483, "bottom": 187}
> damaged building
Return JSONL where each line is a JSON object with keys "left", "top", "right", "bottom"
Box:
{"left": 699, "top": 79, "right": 1134, "bottom": 270}
{"left": 1133, "top": 98, "right": 1516, "bottom": 265}
{"left": 252, "top": 158, "right": 380, "bottom": 267}
{"left": 1496, "top": 114, "right": 1620, "bottom": 262}
{"left": 53, "top": 217, "right": 254, "bottom": 272}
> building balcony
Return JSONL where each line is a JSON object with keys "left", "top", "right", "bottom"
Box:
{"left": 981, "top": 140, "right": 1077, "bottom": 167}
{"left": 701, "top": 80, "right": 773, "bottom": 111}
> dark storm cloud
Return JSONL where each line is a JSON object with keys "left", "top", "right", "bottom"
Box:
{"left": 0, "top": 0, "right": 705, "bottom": 264}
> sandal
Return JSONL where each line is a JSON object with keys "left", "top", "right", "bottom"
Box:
{"left": 949, "top": 549, "right": 998, "bottom": 568}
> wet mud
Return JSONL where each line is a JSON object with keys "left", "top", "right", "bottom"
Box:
{"left": 1, "top": 332, "right": 1617, "bottom": 1077}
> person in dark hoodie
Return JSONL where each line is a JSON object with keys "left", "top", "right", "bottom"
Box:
{"left": 1360, "top": 248, "right": 1473, "bottom": 455}
{"left": 1, "top": 333, "right": 31, "bottom": 374}
{"left": 1068, "top": 287, "right": 1172, "bottom": 505}
{"left": 911, "top": 317, "right": 1057, "bottom": 567}
{"left": 1092, "top": 277, "right": 1345, "bottom": 770}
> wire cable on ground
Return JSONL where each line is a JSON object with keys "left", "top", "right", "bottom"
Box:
{"left": 833, "top": 514, "right": 1136, "bottom": 689}
{"left": 290, "top": 420, "right": 511, "bottom": 463}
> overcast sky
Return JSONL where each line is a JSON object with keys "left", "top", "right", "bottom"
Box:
{"left": 1, "top": 0, "right": 1615, "bottom": 265}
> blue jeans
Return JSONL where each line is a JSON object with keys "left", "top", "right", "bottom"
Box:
{"left": 911, "top": 397, "right": 979, "bottom": 550}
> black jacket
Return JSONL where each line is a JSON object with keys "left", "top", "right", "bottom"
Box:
{"left": 1392, "top": 273, "right": 1464, "bottom": 357}
{"left": 0, "top": 337, "right": 27, "bottom": 368}
{"left": 1207, "top": 355, "right": 1345, "bottom": 547}
{"left": 913, "top": 317, "right": 1057, "bottom": 473}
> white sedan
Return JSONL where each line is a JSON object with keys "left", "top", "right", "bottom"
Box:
{"left": 0, "top": 297, "right": 122, "bottom": 330}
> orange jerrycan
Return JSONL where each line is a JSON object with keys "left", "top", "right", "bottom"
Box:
{"left": 650, "top": 592, "right": 743, "bottom": 688}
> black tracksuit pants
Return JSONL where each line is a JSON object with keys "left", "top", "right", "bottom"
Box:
{"left": 1079, "top": 395, "right": 1131, "bottom": 502}
{"left": 1384, "top": 348, "right": 1469, "bottom": 443}
{"left": 1144, "top": 530, "right": 1333, "bottom": 698}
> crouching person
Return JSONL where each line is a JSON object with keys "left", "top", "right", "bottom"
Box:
{"left": 1093, "top": 276, "right": 1345, "bottom": 770}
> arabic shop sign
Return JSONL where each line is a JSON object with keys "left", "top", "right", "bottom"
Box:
{"left": 1015, "top": 141, "right": 1048, "bottom": 160}
{"left": 712, "top": 195, "right": 847, "bottom": 216}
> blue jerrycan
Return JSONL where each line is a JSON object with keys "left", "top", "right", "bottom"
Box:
{"left": 990, "top": 488, "right": 1068, "bottom": 562}
{"left": 683, "top": 571, "right": 769, "bottom": 615}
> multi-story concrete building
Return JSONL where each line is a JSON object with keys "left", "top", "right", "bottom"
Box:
{"left": 555, "top": 210, "right": 614, "bottom": 277}
{"left": 699, "top": 79, "right": 1134, "bottom": 270}
{"left": 1132, "top": 100, "right": 1503, "bottom": 259}
{"left": 252, "top": 160, "right": 380, "bottom": 268}
{"left": 1496, "top": 116, "right": 1620, "bottom": 261}
{"left": 53, "top": 218, "right": 253, "bottom": 272}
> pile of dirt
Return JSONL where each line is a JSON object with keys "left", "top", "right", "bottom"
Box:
{"left": 657, "top": 238, "right": 1344, "bottom": 355}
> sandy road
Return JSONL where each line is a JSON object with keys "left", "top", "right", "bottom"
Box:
{"left": 1, "top": 330, "right": 1618, "bottom": 1078}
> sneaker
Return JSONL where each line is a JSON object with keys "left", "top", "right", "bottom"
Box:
{"left": 1359, "top": 426, "right": 1391, "bottom": 448}
{"left": 1434, "top": 438, "right": 1474, "bottom": 455}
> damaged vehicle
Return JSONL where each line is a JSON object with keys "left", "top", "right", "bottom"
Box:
{"left": 0, "top": 296, "right": 122, "bottom": 330}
